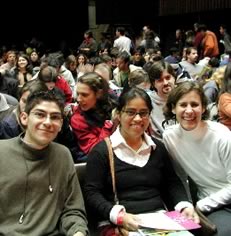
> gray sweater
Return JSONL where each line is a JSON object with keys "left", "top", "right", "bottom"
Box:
{"left": 0, "top": 136, "right": 88, "bottom": 236}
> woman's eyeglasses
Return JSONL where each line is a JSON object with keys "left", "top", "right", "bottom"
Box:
{"left": 122, "top": 109, "right": 150, "bottom": 119}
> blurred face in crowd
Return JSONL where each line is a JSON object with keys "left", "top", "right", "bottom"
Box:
{"left": 17, "top": 56, "right": 28, "bottom": 69}
{"left": 69, "top": 61, "right": 77, "bottom": 72}
{"left": 187, "top": 49, "right": 198, "bottom": 64}
{"left": 19, "top": 91, "right": 30, "bottom": 112}
{"left": 30, "top": 51, "right": 39, "bottom": 62}
{"left": 77, "top": 55, "right": 85, "bottom": 65}
{"left": 7, "top": 52, "right": 16, "bottom": 65}
{"left": 116, "top": 58, "right": 129, "bottom": 72}
{"left": 133, "top": 52, "right": 142, "bottom": 62}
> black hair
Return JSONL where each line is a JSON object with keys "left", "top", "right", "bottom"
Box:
{"left": 38, "top": 66, "right": 57, "bottom": 83}
{"left": 25, "top": 90, "right": 65, "bottom": 115}
{"left": 148, "top": 60, "right": 175, "bottom": 84}
{"left": 116, "top": 50, "right": 130, "bottom": 64}
{"left": 78, "top": 72, "right": 117, "bottom": 123}
{"left": 18, "top": 79, "right": 48, "bottom": 99}
{"left": 117, "top": 87, "right": 152, "bottom": 112}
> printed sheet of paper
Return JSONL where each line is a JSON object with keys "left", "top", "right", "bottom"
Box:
{"left": 137, "top": 212, "right": 185, "bottom": 230}
{"left": 137, "top": 211, "right": 200, "bottom": 231}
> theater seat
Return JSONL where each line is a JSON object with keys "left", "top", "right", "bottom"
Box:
{"left": 75, "top": 163, "right": 98, "bottom": 236}
{"left": 74, "top": 163, "right": 86, "bottom": 188}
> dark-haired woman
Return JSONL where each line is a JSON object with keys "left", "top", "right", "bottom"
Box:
{"left": 84, "top": 87, "right": 198, "bottom": 236}
{"left": 70, "top": 72, "right": 117, "bottom": 162}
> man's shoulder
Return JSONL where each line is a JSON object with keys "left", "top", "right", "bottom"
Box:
{"left": 129, "top": 64, "right": 142, "bottom": 72}
{"left": 0, "top": 136, "right": 18, "bottom": 147}
{"left": 50, "top": 141, "right": 70, "bottom": 152}
{"left": 179, "top": 61, "right": 190, "bottom": 67}
{"left": 49, "top": 142, "right": 74, "bottom": 164}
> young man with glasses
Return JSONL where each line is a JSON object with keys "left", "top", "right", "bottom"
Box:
{"left": 0, "top": 91, "right": 88, "bottom": 236}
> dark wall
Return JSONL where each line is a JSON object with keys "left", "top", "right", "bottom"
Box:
{"left": 95, "top": 0, "right": 231, "bottom": 56}
{"left": 159, "top": 0, "right": 231, "bottom": 16}
{"left": 1, "top": 1, "right": 89, "bottom": 54}
{"left": 95, "top": 0, "right": 159, "bottom": 25}
{"left": 159, "top": 9, "right": 231, "bottom": 56}
{"left": 95, "top": 0, "right": 160, "bottom": 45}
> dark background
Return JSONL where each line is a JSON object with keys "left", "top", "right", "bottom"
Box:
{"left": 1, "top": 0, "right": 231, "bottom": 55}
{"left": 95, "top": 0, "right": 231, "bottom": 55}
{"left": 1, "top": 1, "right": 89, "bottom": 52}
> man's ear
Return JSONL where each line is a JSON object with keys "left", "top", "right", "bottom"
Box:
{"left": 20, "top": 112, "right": 29, "bottom": 127}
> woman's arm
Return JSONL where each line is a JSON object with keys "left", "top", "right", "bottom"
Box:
{"left": 197, "top": 134, "right": 231, "bottom": 212}
{"left": 84, "top": 141, "right": 141, "bottom": 230}
{"left": 84, "top": 141, "right": 114, "bottom": 220}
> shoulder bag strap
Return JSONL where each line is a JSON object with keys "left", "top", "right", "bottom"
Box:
{"left": 105, "top": 137, "right": 119, "bottom": 204}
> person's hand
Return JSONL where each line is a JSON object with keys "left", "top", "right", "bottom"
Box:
{"left": 144, "top": 54, "right": 150, "bottom": 62}
{"left": 73, "top": 231, "right": 85, "bottom": 236}
{"left": 78, "top": 64, "right": 93, "bottom": 74}
{"left": 115, "top": 227, "right": 129, "bottom": 236}
{"left": 220, "top": 39, "right": 224, "bottom": 44}
{"left": 104, "top": 120, "right": 113, "bottom": 129}
{"left": 181, "top": 207, "right": 200, "bottom": 224}
{"left": 122, "top": 212, "right": 140, "bottom": 231}
{"left": 84, "top": 64, "right": 94, "bottom": 73}
{"left": 64, "top": 103, "right": 73, "bottom": 116}
{"left": 78, "top": 64, "right": 86, "bottom": 73}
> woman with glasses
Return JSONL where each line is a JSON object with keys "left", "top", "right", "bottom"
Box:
{"left": 84, "top": 87, "right": 199, "bottom": 236}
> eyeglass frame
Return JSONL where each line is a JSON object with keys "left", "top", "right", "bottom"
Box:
{"left": 30, "top": 110, "right": 63, "bottom": 122}
{"left": 121, "top": 109, "right": 150, "bottom": 119}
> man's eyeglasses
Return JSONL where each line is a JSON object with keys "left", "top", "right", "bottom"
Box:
{"left": 122, "top": 109, "right": 150, "bottom": 119}
{"left": 30, "top": 111, "right": 63, "bottom": 122}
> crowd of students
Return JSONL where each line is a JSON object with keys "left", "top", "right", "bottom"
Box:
{"left": 0, "top": 23, "right": 231, "bottom": 236}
